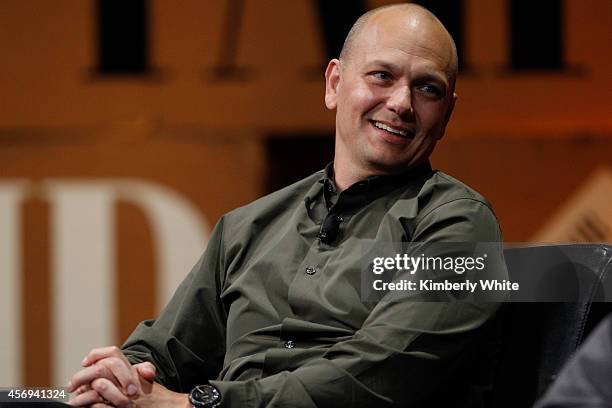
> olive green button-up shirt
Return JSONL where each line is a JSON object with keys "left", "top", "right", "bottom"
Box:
{"left": 122, "top": 162, "right": 506, "bottom": 407}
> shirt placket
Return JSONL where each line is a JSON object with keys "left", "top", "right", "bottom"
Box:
{"left": 284, "top": 240, "right": 332, "bottom": 348}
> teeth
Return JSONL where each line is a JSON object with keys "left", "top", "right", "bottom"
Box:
{"left": 374, "top": 121, "right": 408, "bottom": 137}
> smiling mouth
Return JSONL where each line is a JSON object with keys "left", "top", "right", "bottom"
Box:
{"left": 369, "top": 120, "right": 414, "bottom": 139}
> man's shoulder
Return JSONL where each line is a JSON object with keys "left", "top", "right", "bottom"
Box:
{"left": 388, "top": 169, "right": 503, "bottom": 241}
{"left": 394, "top": 169, "right": 497, "bottom": 225}
{"left": 424, "top": 170, "right": 493, "bottom": 209}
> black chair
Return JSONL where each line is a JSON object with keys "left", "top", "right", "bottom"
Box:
{"left": 488, "top": 244, "right": 612, "bottom": 407}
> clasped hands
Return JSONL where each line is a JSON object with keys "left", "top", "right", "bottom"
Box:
{"left": 67, "top": 346, "right": 188, "bottom": 408}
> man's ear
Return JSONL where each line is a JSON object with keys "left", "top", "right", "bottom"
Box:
{"left": 324, "top": 59, "right": 342, "bottom": 110}
{"left": 437, "top": 92, "right": 457, "bottom": 140}
{"left": 446, "top": 92, "right": 457, "bottom": 124}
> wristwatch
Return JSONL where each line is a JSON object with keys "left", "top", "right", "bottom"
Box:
{"left": 188, "top": 384, "right": 221, "bottom": 408}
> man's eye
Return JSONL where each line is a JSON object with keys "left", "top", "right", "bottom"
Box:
{"left": 418, "top": 85, "right": 442, "bottom": 97}
{"left": 371, "top": 71, "right": 392, "bottom": 81}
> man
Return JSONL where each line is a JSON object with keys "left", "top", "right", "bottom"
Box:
{"left": 68, "top": 4, "right": 505, "bottom": 407}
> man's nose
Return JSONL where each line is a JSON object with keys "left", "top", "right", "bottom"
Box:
{"left": 386, "top": 86, "right": 413, "bottom": 120}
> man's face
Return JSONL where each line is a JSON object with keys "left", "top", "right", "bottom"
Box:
{"left": 325, "top": 14, "right": 457, "bottom": 175}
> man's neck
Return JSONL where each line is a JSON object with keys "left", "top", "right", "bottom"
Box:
{"left": 332, "top": 160, "right": 383, "bottom": 192}
{"left": 332, "top": 158, "right": 430, "bottom": 192}
{"left": 333, "top": 167, "right": 361, "bottom": 192}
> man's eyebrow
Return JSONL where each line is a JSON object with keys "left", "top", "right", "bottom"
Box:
{"left": 413, "top": 72, "right": 448, "bottom": 86}
{"left": 363, "top": 60, "right": 449, "bottom": 85}
{"left": 363, "top": 60, "right": 399, "bottom": 72}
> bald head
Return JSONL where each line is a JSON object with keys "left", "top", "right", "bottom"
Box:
{"left": 339, "top": 4, "right": 458, "bottom": 84}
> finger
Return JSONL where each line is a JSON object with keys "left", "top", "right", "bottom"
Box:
{"left": 68, "top": 389, "right": 105, "bottom": 406}
{"left": 73, "top": 384, "right": 90, "bottom": 395}
{"left": 83, "top": 347, "right": 140, "bottom": 397}
{"left": 70, "top": 346, "right": 114, "bottom": 392}
{"left": 91, "top": 404, "right": 114, "bottom": 408}
{"left": 70, "top": 359, "right": 138, "bottom": 397}
{"left": 101, "top": 357, "right": 140, "bottom": 396}
{"left": 134, "top": 362, "right": 156, "bottom": 382}
{"left": 83, "top": 346, "right": 126, "bottom": 366}
{"left": 69, "top": 364, "right": 115, "bottom": 393}
{"left": 91, "top": 377, "right": 135, "bottom": 408}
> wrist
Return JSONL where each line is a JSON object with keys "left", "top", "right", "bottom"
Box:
{"left": 149, "top": 383, "right": 191, "bottom": 407}
{"left": 178, "top": 392, "right": 192, "bottom": 408}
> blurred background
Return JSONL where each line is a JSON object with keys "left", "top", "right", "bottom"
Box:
{"left": 1, "top": 0, "right": 611, "bottom": 387}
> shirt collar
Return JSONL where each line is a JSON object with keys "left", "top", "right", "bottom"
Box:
{"left": 319, "top": 160, "right": 433, "bottom": 189}
{"left": 314, "top": 160, "right": 434, "bottom": 212}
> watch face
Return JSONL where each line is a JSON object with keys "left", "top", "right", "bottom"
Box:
{"left": 189, "top": 384, "right": 221, "bottom": 407}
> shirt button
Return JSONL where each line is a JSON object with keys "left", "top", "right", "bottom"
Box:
{"left": 284, "top": 340, "right": 295, "bottom": 349}
{"left": 336, "top": 215, "right": 344, "bottom": 222}
{"left": 305, "top": 267, "right": 316, "bottom": 275}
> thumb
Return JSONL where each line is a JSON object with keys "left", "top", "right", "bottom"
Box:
{"left": 134, "top": 362, "right": 156, "bottom": 382}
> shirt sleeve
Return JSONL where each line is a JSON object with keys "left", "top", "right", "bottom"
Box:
{"left": 210, "top": 199, "right": 507, "bottom": 407}
{"left": 121, "top": 217, "right": 228, "bottom": 392}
